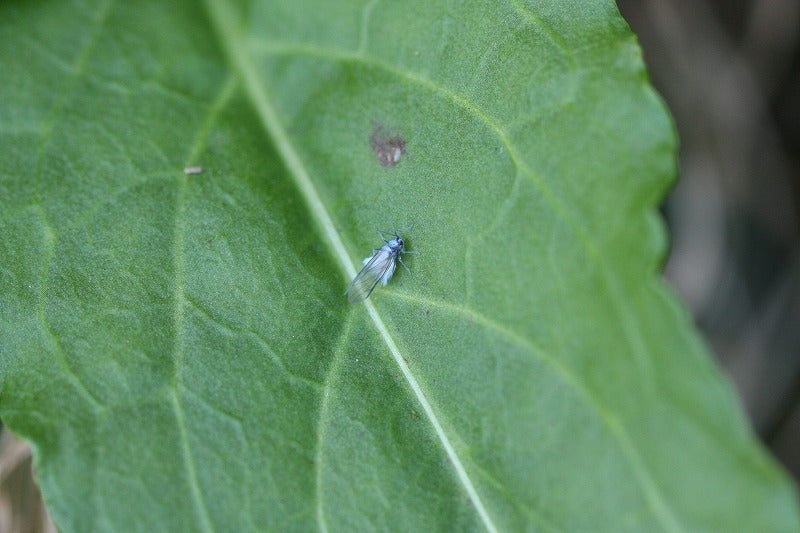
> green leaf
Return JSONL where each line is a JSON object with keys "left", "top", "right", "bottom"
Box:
{"left": 1, "top": 0, "right": 797, "bottom": 530}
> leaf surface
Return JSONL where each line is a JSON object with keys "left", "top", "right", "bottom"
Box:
{"left": 1, "top": 0, "right": 798, "bottom": 531}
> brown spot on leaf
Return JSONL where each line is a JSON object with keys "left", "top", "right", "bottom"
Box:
{"left": 370, "top": 125, "right": 406, "bottom": 167}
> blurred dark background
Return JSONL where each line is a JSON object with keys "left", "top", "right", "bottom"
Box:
{"left": 617, "top": 0, "right": 800, "bottom": 482}
{"left": 2, "top": 0, "right": 799, "bottom": 530}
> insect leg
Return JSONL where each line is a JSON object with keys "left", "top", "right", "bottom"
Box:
{"left": 397, "top": 255, "right": 412, "bottom": 275}
{"left": 393, "top": 225, "right": 414, "bottom": 233}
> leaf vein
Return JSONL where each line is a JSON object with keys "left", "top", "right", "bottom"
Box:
{"left": 385, "top": 291, "right": 682, "bottom": 532}
{"left": 168, "top": 72, "right": 239, "bottom": 533}
{"left": 182, "top": 295, "right": 323, "bottom": 389}
{"left": 203, "top": 2, "right": 499, "bottom": 531}
{"left": 34, "top": 0, "right": 116, "bottom": 202}
{"left": 34, "top": 206, "right": 104, "bottom": 408}
{"left": 315, "top": 314, "right": 355, "bottom": 533}
{"left": 170, "top": 390, "right": 215, "bottom": 533}
{"left": 248, "top": 40, "right": 681, "bottom": 530}
{"left": 507, "top": 0, "right": 575, "bottom": 59}
{"left": 30, "top": 0, "right": 116, "bottom": 410}
{"left": 357, "top": 0, "right": 379, "bottom": 56}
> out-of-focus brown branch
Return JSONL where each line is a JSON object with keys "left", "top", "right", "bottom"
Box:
{"left": 0, "top": 428, "right": 57, "bottom": 533}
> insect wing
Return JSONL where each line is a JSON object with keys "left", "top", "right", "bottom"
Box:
{"left": 346, "top": 248, "right": 395, "bottom": 304}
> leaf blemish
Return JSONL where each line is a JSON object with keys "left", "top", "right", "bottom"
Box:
{"left": 370, "top": 124, "right": 406, "bottom": 167}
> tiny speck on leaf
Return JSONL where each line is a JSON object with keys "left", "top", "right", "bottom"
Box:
{"left": 371, "top": 125, "right": 406, "bottom": 167}
{"left": 184, "top": 166, "right": 203, "bottom": 175}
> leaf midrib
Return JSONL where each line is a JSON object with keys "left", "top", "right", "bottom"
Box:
{"left": 244, "top": 35, "right": 683, "bottom": 532}
{"left": 244, "top": 40, "right": 666, "bottom": 423}
{"left": 201, "top": 1, "right": 685, "bottom": 531}
{"left": 201, "top": 0, "right": 500, "bottom": 531}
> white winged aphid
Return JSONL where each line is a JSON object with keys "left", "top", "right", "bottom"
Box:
{"left": 346, "top": 229, "right": 417, "bottom": 304}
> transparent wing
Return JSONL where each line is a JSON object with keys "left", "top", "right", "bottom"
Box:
{"left": 346, "top": 249, "right": 396, "bottom": 304}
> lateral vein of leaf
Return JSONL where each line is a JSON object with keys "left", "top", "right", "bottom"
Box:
{"left": 315, "top": 315, "right": 355, "bottom": 533}
{"left": 183, "top": 293, "right": 323, "bottom": 389}
{"left": 170, "top": 390, "right": 215, "bottom": 533}
{"left": 178, "top": 386, "right": 258, "bottom": 531}
{"left": 469, "top": 462, "right": 557, "bottom": 531}
{"left": 202, "top": 1, "right": 499, "bottom": 531}
{"left": 34, "top": 0, "right": 114, "bottom": 205}
{"left": 386, "top": 291, "right": 680, "bottom": 530}
{"left": 249, "top": 40, "right": 682, "bottom": 532}
{"left": 171, "top": 153, "right": 215, "bottom": 533}
{"left": 357, "top": 0, "right": 379, "bottom": 56}
{"left": 363, "top": 302, "right": 499, "bottom": 533}
{"left": 31, "top": 0, "right": 116, "bottom": 410}
{"left": 169, "top": 74, "right": 237, "bottom": 533}
{"left": 507, "top": 0, "right": 573, "bottom": 55}
{"left": 202, "top": 3, "right": 355, "bottom": 282}
{"left": 34, "top": 207, "right": 104, "bottom": 408}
